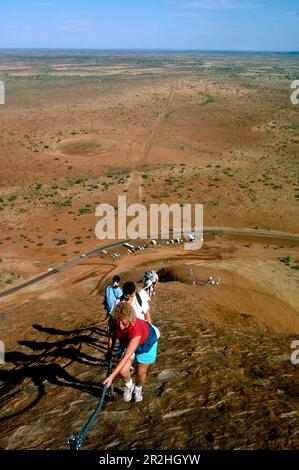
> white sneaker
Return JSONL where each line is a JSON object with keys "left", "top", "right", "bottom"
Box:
{"left": 123, "top": 381, "right": 134, "bottom": 402}
{"left": 134, "top": 386, "right": 143, "bottom": 403}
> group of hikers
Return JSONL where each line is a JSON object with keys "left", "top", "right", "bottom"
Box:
{"left": 102, "top": 271, "right": 160, "bottom": 403}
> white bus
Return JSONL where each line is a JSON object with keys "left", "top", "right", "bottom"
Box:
{"left": 123, "top": 242, "right": 134, "bottom": 250}
{"left": 186, "top": 233, "right": 195, "bottom": 242}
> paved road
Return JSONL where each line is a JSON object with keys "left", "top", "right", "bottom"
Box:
{"left": 0, "top": 228, "right": 298, "bottom": 299}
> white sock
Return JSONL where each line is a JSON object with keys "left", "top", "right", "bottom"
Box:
{"left": 135, "top": 385, "right": 142, "bottom": 391}
{"left": 125, "top": 379, "right": 133, "bottom": 388}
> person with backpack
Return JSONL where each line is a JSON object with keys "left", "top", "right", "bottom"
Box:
{"left": 150, "top": 270, "right": 159, "bottom": 295}
{"left": 103, "top": 275, "right": 123, "bottom": 316}
{"left": 121, "top": 281, "right": 152, "bottom": 324}
{"left": 142, "top": 271, "right": 153, "bottom": 298}
{"left": 104, "top": 301, "right": 160, "bottom": 402}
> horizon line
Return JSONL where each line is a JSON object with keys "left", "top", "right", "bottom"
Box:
{"left": 0, "top": 47, "right": 298, "bottom": 53}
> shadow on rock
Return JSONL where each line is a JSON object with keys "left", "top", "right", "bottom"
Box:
{"left": 0, "top": 323, "right": 110, "bottom": 423}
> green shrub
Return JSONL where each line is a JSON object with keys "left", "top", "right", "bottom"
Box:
{"left": 78, "top": 207, "right": 92, "bottom": 215}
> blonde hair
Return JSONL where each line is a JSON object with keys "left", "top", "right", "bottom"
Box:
{"left": 112, "top": 301, "right": 136, "bottom": 324}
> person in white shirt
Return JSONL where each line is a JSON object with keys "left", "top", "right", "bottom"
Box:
{"left": 143, "top": 277, "right": 153, "bottom": 299}
{"left": 121, "top": 281, "right": 152, "bottom": 323}
{"left": 150, "top": 270, "right": 159, "bottom": 295}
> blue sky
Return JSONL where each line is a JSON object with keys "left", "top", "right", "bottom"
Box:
{"left": 0, "top": 0, "right": 298, "bottom": 51}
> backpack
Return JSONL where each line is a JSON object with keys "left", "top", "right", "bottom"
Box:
{"left": 136, "top": 291, "right": 143, "bottom": 307}
{"left": 104, "top": 285, "right": 119, "bottom": 313}
{"left": 143, "top": 271, "right": 153, "bottom": 284}
{"left": 135, "top": 323, "right": 158, "bottom": 354}
{"left": 120, "top": 292, "right": 143, "bottom": 308}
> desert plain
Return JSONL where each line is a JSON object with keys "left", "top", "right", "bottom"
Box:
{"left": 0, "top": 50, "right": 299, "bottom": 450}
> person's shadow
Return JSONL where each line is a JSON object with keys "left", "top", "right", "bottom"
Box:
{"left": 0, "top": 322, "right": 114, "bottom": 423}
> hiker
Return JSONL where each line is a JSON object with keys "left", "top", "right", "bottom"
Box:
{"left": 143, "top": 271, "right": 153, "bottom": 298}
{"left": 103, "top": 275, "right": 123, "bottom": 316}
{"left": 104, "top": 301, "right": 160, "bottom": 402}
{"left": 121, "top": 281, "right": 152, "bottom": 323}
{"left": 150, "top": 269, "right": 159, "bottom": 295}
